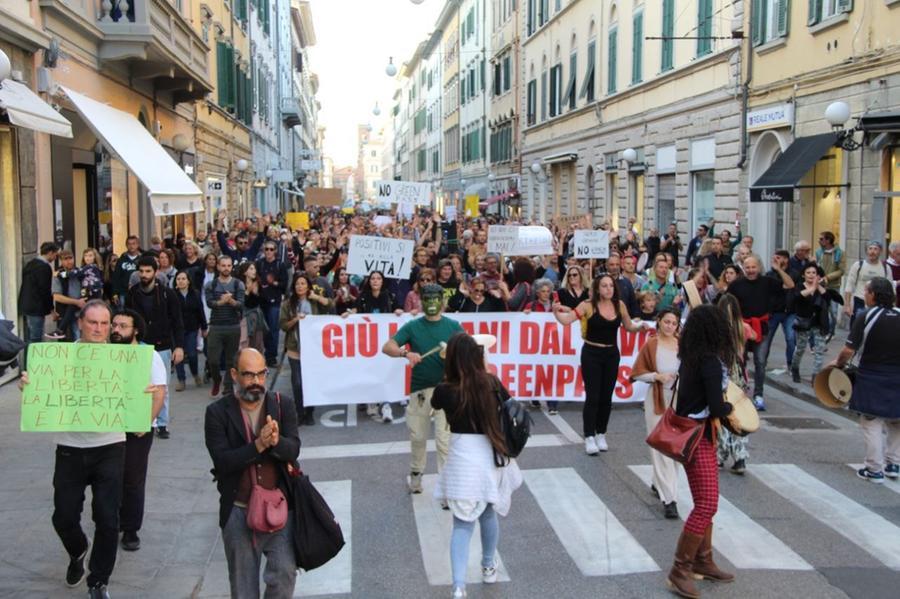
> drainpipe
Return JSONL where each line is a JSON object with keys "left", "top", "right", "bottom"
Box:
{"left": 737, "top": 1, "right": 753, "bottom": 170}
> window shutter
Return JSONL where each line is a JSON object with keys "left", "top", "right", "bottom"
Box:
{"left": 216, "top": 41, "right": 228, "bottom": 107}
{"left": 632, "top": 11, "right": 643, "bottom": 84}
{"left": 607, "top": 28, "right": 617, "bottom": 94}
{"left": 777, "top": 0, "right": 790, "bottom": 37}
{"left": 807, "top": 0, "right": 821, "bottom": 26}
{"left": 579, "top": 43, "right": 595, "bottom": 99}
{"left": 568, "top": 53, "right": 577, "bottom": 109}
{"left": 697, "top": 0, "right": 712, "bottom": 56}
{"left": 541, "top": 71, "right": 547, "bottom": 121}
{"left": 549, "top": 66, "right": 558, "bottom": 117}
{"left": 226, "top": 46, "right": 235, "bottom": 110}
{"left": 480, "top": 59, "right": 485, "bottom": 91}
{"left": 662, "top": 0, "right": 674, "bottom": 69}
{"left": 751, "top": 0, "right": 764, "bottom": 46}
{"left": 503, "top": 56, "right": 511, "bottom": 91}
{"left": 837, "top": 0, "right": 853, "bottom": 13}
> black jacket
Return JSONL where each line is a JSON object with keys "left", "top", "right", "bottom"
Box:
{"left": 204, "top": 391, "right": 300, "bottom": 528}
{"left": 176, "top": 288, "right": 208, "bottom": 333}
{"left": 675, "top": 357, "right": 733, "bottom": 424}
{"left": 255, "top": 258, "right": 289, "bottom": 307}
{"left": 18, "top": 257, "right": 54, "bottom": 316}
{"left": 125, "top": 283, "right": 185, "bottom": 352}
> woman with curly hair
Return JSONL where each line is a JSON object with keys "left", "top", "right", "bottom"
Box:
{"left": 666, "top": 304, "right": 736, "bottom": 598}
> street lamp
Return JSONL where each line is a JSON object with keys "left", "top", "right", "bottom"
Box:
{"left": 372, "top": 102, "right": 381, "bottom": 117}
{"left": 235, "top": 159, "right": 250, "bottom": 218}
{"left": 621, "top": 147, "right": 638, "bottom": 165}
{"left": 825, "top": 101, "right": 861, "bottom": 151}
{"left": 530, "top": 162, "right": 542, "bottom": 175}
{"left": 385, "top": 57, "right": 397, "bottom": 77}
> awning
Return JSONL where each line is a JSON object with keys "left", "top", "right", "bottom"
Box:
{"left": 464, "top": 182, "right": 487, "bottom": 196}
{"left": 62, "top": 86, "right": 201, "bottom": 216}
{"left": 749, "top": 132, "right": 838, "bottom": 202}
{"left": 0, "top": 80, "right": 72, "bottom": 137}
{"left": 485, "top": 191, "right": 512, "bottom": 206}
{"left": 858, "top": 111, "right": 900, "bottom": 133}
{"left": 542, "top": 151, "right": 578, "bottom": 164}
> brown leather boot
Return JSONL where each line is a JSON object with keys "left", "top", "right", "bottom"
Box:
{"left": 667, "top": 530, "right": 704, "bottom": 598}
{"left": 693, "top": 525, "right": 735, "bottom": 582}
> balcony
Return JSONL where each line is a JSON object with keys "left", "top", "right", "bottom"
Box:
{"left": 281, "top": 97, "right": 301, "bottom": 127}
{"left": 96, "top": 0, "right": 212, "bottom": 103}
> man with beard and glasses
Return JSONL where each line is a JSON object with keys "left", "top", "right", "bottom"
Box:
{"left": 383, "top": 285, "right": 464, "bottom": 494}
{"left": 204, "top": 348, "right": 300, "bottom": 599}
{"left": 18, "top": 300, "right": 163, "bottom": 599}
{"left": 110, "top": 309, "right": 167, "bottom": 554}
{"left": 125, "top": 256, "right": 184, "bottom": 439}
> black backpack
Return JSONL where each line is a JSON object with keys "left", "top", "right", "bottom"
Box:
{"left": 497, "top": 388, "right": 533, "bottom": 462}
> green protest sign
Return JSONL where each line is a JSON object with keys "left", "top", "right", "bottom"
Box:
{"left": 20, "top": 342, "right": 154, "bottom": 432}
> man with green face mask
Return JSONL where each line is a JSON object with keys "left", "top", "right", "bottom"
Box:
{"left": 383, "top": 284, "right": 464, "bottom": 493}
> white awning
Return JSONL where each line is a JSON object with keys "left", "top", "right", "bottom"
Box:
{"left": 0, "top": 80, "right": 72, "bottom": 138}
{"left": 62, "top": 86, "right": 202, "bottom": 216}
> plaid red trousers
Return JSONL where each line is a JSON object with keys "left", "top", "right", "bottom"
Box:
{"left": 683, "top": 432, "right": 719, "bottom": 535}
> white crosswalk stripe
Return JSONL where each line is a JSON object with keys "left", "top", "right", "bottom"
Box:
{"left": 523, "top": 467, "right": 660, "bottom": 576}
{"left": 294, "top": 480, "right": 353, "bottom": 597}
{"left": 412, "top": 474, "right": 512, "bottom": 586}
{"left": 628, "top": 465, "right": 813, "bottom": 570}
{"left": 848, "top": 464, "right": 900, "bottom": 494}
{"left": 753, "top": 464, "right": 900, "bottom": 569}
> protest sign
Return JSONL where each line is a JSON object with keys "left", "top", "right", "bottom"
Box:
{"left": 373, "top": 215, "right": 393, "bottom": 229}
{"left": 346, "top": 234, "right": 415, "bottom": 280}
{"left": 464, "top": 195, "right": 480, "bottom": 217}
{"left": 20, "top": 343, "right": 154, "bottom": 432}
{"left": 376, "top": 180, "right": 431, "bottom": 209}
{"left": 572, "top": 229, "right": 610, "bottom": 259}
{"left": 444, "top": 205, "right": 457, "bottom": 222}
{"left": 487, "top": 225, "right": 555, "bottom": 255}
{"left": 285, "top": 212, "right": 310, "bottom": 231}
{"left": 298, "top": 313, "right": 651, "bottom": 406}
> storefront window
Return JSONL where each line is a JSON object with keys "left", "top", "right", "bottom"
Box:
{"left": 889, "top": 147, "right": 900, "bottom": 246}
{"left": 96, "top": 154, "right": 130, "bottom": 256}
{"left": 691, "top": 170, "right": 715, "bottom": 231}
{"left": 799, "top": 148, "right": 843, "bottom": 245}
{"left": 0, "top": 126, "right": 20, "bottom": 319}
{"left": 605, "top": 171, "right": 618, "bottom": 229}
{"left": 629, "top": 173, "right": 644, "bottom": 233}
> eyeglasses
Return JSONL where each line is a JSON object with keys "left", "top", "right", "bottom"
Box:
{"left": 239, "top": 369, "right": 269, "bottom": 381}
{"left": 264, "top": 247, "right": 276, "bottom": 252}
{"left": 568, "top": 273, "right": 580, "bottom": 278}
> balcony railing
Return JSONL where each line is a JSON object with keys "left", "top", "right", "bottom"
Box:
{"left": 281, "top": 97, "right": 301, "bottom": 127}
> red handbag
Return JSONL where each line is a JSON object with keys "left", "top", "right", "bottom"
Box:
{"left": 241, "top": 402, "right": 288, "bottom": 534}
{"left": 645, "top": 378, "right": 705, "bottom": 464}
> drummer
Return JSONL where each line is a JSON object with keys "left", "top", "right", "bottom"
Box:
{"left": 382, "top": 284, "right": 464, "bottom": 494}
{"left": 830, "top": 277, "right": 900, "bottom": 483}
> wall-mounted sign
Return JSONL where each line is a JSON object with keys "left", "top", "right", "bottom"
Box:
{"left": 747, "top": 103, "right": 793, "bottom": 132}
{"left": 750, "top": 186, "right": 792, "bottom": 203}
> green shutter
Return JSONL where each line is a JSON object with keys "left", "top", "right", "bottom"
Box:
{"left": 777, "top": 0, "right": 790, "bottom": 37}
{"left": 607, "top": 28, "right": 617, "bottom": 94}
{"left": 632, "top": 11, "right": 643, "bottom": 84}
{"left": 837, "top": 0, "right": 853, "bottom": 13}
{"left": 697, "top": 0, "right": 712, "bottom": 56}
{"left": 662, "top": 0, "right": 674, "bottom": 70}
{"left": 226, "top": 46, "right": 235, "bottom": 110}
{"left": 808, "top": 0, "right": 821, "bottom": 26}
{"left": 751, "top": 0, "right": 764, "bottom": 46}
{"left": 216, "top": 41, "right": 228, "bottom": 106}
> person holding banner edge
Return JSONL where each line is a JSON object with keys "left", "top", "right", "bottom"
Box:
{"left": 382, "top": 284, "right": 464, "bottom": 494}
{"left": 554, "top": 274, "right": 649, "bottom": 455}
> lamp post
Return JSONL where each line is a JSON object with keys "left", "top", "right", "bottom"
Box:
{"left": 385, "top": 57, "right": 397, "bottom": 77}
{"left": 531, "top": 162, "right": 547, "bottom": 223}
{"left": 235, "top": 158, "right": 249, "bottom": 219}
{"left": 825, "top": 101, "right": 861, "bottom": 151}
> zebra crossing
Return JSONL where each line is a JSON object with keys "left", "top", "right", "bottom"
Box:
{"left": 289, "top": 463, "right": 900, "bottom": 596}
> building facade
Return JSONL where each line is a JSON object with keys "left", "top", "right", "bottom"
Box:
{"left": 441, "top": 2, "right": 462, "bottom": 205}
{"left": 488, "top": 0, "right": 521, "bottom": 215}
{"left": 459, "top": 0, "right": 491, "bottom": 202}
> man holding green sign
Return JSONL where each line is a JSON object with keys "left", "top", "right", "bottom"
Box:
{"left": 18, "top": 300, "right": 165, "bottom": 599}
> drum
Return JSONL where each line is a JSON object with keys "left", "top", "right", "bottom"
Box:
{"left": 814, "top": 366, "right": 853, "bottom": 409}
{"left": 724, "top": 381, "right": 760, "bottom": 435}
{"left": 439, "top": 334, "right": 496, "bottom": 359}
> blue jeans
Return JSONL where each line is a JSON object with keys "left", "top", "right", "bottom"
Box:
{"left": 175, "top": 330, "right": 199, "bottom": 381}
{"left": 222, "top": 507, "right": 296, "bottom": 599}
{"left": 262, "top": 304, "right": 281, "bottom": 362}
{"left": 849, "top": 297, "right": 867, "bottom": 329}
{"left": 763, "top": 311, "right": 797, "bottom": 368}
{"left": 451, "top": 504, "right": 499, "bottom": 590}
{"left": 155, "top": 349, "right": 172, "bottom": 428}
{"left": 23, "top": 314, "right": 45, "bottom": 369}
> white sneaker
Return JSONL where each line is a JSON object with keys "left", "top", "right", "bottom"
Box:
{"left": 585, "top": 435, "right": 599, "bottom": 455}
{"left": 482, "top": 562, "right": 498, "bottom": 583}
{"left": 381, "top": 403, "right": 394, "bottom": 423}
{"left": 408, "top": 472, "right": 423, "bottom": 494}
{"left": 596, "top": 434, "right": 609, "bottom": 452}
{"left": 366, "top": 403, "right": 379, "bottom": 417}
{"left": 451, "top": 587, "right": 467, "bottom": 598}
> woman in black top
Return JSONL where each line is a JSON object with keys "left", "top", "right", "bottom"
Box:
{"left": 667, "top": 304, "right": 735, "bottom": 598}
{"left": 558, "top": 265, "right": 589, "bottom": 309}
{"left": 173, "top": 271, "right": 207, "bottom": 391}
{"left": 431, "top": 333, "right": 522, "bottom": 599}
{"left": 449, "top": 276, "right": 508, "bottom": 312}
{"left": 789, "top": 264, "right": 829, "bottom": 382}
{"left": 236, "top": 261, "right": 265, "bottom": 353}
{"left": 354, "top": 271, "right": 401, "bottom": 316}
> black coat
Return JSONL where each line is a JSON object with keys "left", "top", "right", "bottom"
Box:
{"left": 125, "top": 283, "right": 185, "bottom": 352}
{"left": 204, "top": 391, "right": 300, "bottom": 528}
{"left": 175, "top": 289, "right": 207, "bottom": 333}
{"left": 18, "top": 258, "right": 54, "bottom": 316}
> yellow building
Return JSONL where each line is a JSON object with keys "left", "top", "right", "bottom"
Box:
{"left": 521, "top": 0, "right": 742, "bottom": 244}
{"left": 745, "top": 0, "right": 900, "bottom": 261}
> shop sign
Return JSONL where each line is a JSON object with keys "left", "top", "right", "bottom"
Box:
{"left": 747, "top": 104, "right": 793, "bottom": 132}
{"left": 750, "top": 186, "right": 792, "bottom": 203}
{"left": 205, "top": 177, "right": 226, "bottom": 199}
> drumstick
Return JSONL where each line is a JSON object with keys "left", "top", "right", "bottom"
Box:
{"left": 419, "top": 341, "right": 448, "bottom": 360}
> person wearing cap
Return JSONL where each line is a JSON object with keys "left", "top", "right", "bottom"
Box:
{"left": 382, "top": 284, "right": 464, "bottom": 494}
{"left": 830, "top": 277, "right": 900, "bottom": 483}
{"left": 844, "top": 241, "right": 891, "bottom": 328}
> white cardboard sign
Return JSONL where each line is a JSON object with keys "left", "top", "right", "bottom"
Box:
{"left": 347, "top": 235, "right": 414, "bottom": 280}
{"left": 487, "top": 225, "right": 554, "bottom": 256}
{"left": 373, "top": 215, "right": 393, "bottom": 229}
{"left": 375, "top": 180, "right": 431, "bottom": 208}
{"left": 572, "top": 229, "right": 610, "bottom": 259}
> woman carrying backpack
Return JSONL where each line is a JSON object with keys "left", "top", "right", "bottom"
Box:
{"left": 431, "top": 333, "right": 523, "bottom": 599}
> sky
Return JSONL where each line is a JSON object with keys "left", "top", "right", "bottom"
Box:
{"left": 307, "top": 0, "right": 444, "bottom": 168}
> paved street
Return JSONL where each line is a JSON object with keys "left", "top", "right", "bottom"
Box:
{"left": 1, "top": 346, "right": 899, "bottom": 599}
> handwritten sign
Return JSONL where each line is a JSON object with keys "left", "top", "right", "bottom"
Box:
{"left": 444, "top": 205, "right": 457, "bottom": 222}
{"left": 572, "top": 229, "right": 610, "bottom": 259}
{"left": 488, "top": 225, "right": 555, "bottom": 256}
{"left": 376, "top": 180, "right": 431, "bottom": 208}
{"left": 373, "top": 215, "right": 393, "bottom": 229}
{"left": 347, "top": 235, "right": 414, "bottom": 280}
{"left": 285, "top": 212, "right": 310, "bottom": 231}
{"left": 20, "top": 343, "right": 154, "bottom": 432}
{"left": 464, "top": 195, "right": 480, "bottom": 217}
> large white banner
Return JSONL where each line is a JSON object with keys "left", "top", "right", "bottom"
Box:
{"left": 487, "top": 225, "right": 555, "bottom": 256}
{"left": 346, "top": 235, "right": 414, "bottom": 280}
{"left": 297, "top": 313, "right": 651, "bottom": 407}
{"left": 375, "top": 180, "right": 431, "bottom": 209}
